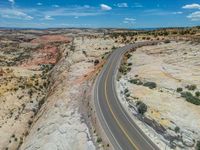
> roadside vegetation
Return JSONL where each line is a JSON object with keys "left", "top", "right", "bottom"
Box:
{"left": 176, "top": 84, "right": 200, "bottom": 105}
{"left": 109, "top": 26, "right": 200, "bottom": 45}
{"left": 114, "top": 26, "right": 200, "bottom": 150}
{"left": 196, "top": 141, "right": 200, "bottom": 150}
{"left": 136, "top": 101, "right": 147, "bottom": 115}
{"left": 128, "top": 78, "right": 157, "bottom": 89}
{"left": 181, "top": 92, "right": 200, "bottom": 105}
{"left": 119, "top": 53, "right": 132, "bottom": 75}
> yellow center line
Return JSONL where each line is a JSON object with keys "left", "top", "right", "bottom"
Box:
{"left": 104, "top": 59, "right": 140, "bottom": 150}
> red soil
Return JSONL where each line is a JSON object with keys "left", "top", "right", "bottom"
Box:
{"left": 31, "top": 35, "right": 71, "bottom": 44}
{"left": 20, "top": 35, "right": 71, "bottom": 69}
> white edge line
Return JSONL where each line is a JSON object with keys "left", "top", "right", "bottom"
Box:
{"left": 94, "top": 54, "right": 123, "bottom": 150}
{"left": 112, "top": 43, "right": 156, "bottom": 149}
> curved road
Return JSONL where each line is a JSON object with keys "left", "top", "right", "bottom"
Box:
{"left": 94, "top": 41, "right": 160, "bottom": 150}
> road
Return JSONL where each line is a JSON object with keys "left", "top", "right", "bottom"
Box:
{"left": 94, "top": 41, "right": 160, "bottom": 150}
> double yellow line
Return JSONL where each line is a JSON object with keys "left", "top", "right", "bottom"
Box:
{"left": 104, "top": 59, "right": 139, "bottom": 150}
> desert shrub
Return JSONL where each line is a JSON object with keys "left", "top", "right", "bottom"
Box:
{"left": 196, "top": 141, "right": 200, "bottom": 150}
{"left": 28, "top": 90, "right": 33, "bottom": 98}
{"left": 119, "top": 65, "right": 126, "bottom": 74}
{"left": 11, "top": 134, "right": 15, "bottom": 138}
{"left": 164, "top": 39, "right": 170, "bottom": 43}
{"left": 186, "top": 84, "right": 197, "bottom": 91}
{"left": 112, "top": 46, "right": 116, "bottom": 50}
{"left": 176, "top": 87, "right": 183, "bottom": 93}
{"left": 94, "top": 59, "right": 100, "bottom": 66}
{"left": 19, "top": 85, "right": 25, "bottom": 89}
{"left": 96, "top": 137, "right": 102, "bottom": 143}
{"left": 195, "top": 91, "right": 200, "bottom": 97}
{"left": 129, "top": 79, "right": 138, "bottom": 84}
{"left": 126, "top": 53, "right": 132, "bottom": 59}
{"left": 143, "top": 82, "right": 157, "bottom": 89}
{"left": 181, "top": 92, "right": 200, "bottom": 105}
{"left": 43, "top": 82, "right": 47, "bottom": 87}
{"left": 35, "top": 80, "right": 39, "bottom": 86}
{"left": 136, "top": 101, "right": 147, "bottom": 115}
{"left": 126, "top": 93, "right": 130, "bottom": 97}
{"left": 129, "top": 79, "right": 143, "bottom": 85}
{"left": 128, "top": 62, "right": 132, "bottom": 66}
{"left": 146, "top": 37, "right": 151, "bottom": 40}
{"left": 28, "top": 120, "right": 32, "bottom": 126}
{"left": 38, "top": 98, "right": 45, "bottom": 109}
{"left": 70, "top": 45, "right": 75, "bottom": 51}
{"left": 127, "top": 67, "right": 131, "bottom": 72}
{"left": 124, "top": 88, "right": 129, "bottom": 94}
{"left": 135, "top": 75, "right": 138, "bottom": 77}
{"left": 14, "top": 88, "right": 18, "bottom": 91}
{"left": 175, "top": 126, "right": 180, "bottom": 133}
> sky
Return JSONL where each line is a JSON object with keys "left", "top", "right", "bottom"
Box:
{"left": 0, "top": 0, "right": 200, "bottom": 28}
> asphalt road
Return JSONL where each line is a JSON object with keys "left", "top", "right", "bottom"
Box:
{"left": 94, "top": 41, "right": 161, "bottom": 150}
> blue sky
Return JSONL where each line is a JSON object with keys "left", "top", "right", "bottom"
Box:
{"left": 0, "top": 0, "right": 200, "bottom": 28}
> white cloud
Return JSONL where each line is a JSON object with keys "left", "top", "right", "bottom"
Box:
{"left": 117, "top": 3, "right": 128, "bottom": 8}
{"left": 182, "top": 4, "right": 200, "bottom": 9}
{"left": 52, "top": 5, "right": 59, "bottom": 8}
{"left": 83, "top": 5, "right": 90, "bottom": 8}
{"left": 123, "top": 21, "right": 129, "bottom": 24}
{"left": 0, "top": 5, "right": 104, "bottom": 22}
{"left": 132, "top": 3, "right": 143, "bottom": 8}
{"left": 100, "top": 4, "right": 112, "bottom": 11}
{"left": 43, "top": 6, "right": 103, "bottom": 17}
{"left": 0, "top": 8, "right": 33, "bottom": 20}
{"left": 37, "top": 3, "right": 43, "bottom": 6}
{"left": 187, "top": 11, "right": 200, "bottom": 21}
{"left": 123, "top": 17, "right": 136, "bottom": 25}
{"left": 144, "top": 9, "right": 184, "bottom": 16}
{"left": 172, "top": 11, "right": 183, "bottom": 15}
{"left": 44, "top": 15, "right": 54, "bottom": 20}
{"left": 8, "top": 0, "right": 15, "bottom": 4}
{"left": 124, "top": 17, "right": 136, "bottom": 21}
{"left": 8, "top": 0, "right": 15, "bottom": 7}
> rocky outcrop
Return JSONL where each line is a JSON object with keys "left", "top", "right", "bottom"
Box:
{"left": 20, "top": 40, "right": 95, "bottom": 150}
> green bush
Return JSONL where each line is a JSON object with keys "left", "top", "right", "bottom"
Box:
{"left": 112, "top": 46, "right": 116, "bottom": 50}
{"left": 195, "top": 91, "right": 200, "bottom": 97}
{"left": 174, "top": 126, "right": 180, "bottom": 133}
{"left": 126, "top": 93, "right": 130, "bottom": 97}
{"left": 128, "top": 62, "right": 132, "bottom": 66}
{"left": 38, "top": 98, "right": 45, "bottom": 109}
{"left": 176, "top": 87, "right": 183, "bottom": 93}
{"left": 196, "top": 141, "right": 200, "bottom": 150}
{"left": 124, "top": 88, "right": 129, "bottom": 94}
{"left": 143, "top": 82, "right": 157, "bottom": 89}
{"left": 94, "top": 59, "right": 100, "bottom": 66}
{"left": 129, "top": 79, "right": 138, "bottom": 84}
{"left": 126, "top": 54, "right": 132, "bottom": 59}
{"left": 96, "top": 137, "right": 102, "bottom": 143}
{"left": 119, "top": 65, "right": 128, "bottom": 75}
{"left": 181, "top": 92, "right": 200, "bottom": 105}
{"left": 129, "top": 79, "right": 143, "bottom": 85}
{"left": 164, "top": 39, "right": 170, "bottom": 43}
{"left": 136, "top": 101, "right": 147, "bottom": 115}
{"left": 186, "top": 84, "right": 197, "bottom": 91}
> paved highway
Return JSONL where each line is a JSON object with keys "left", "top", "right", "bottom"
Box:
{"left": 94, "top": 41, "right": 160, "bottom": 150}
